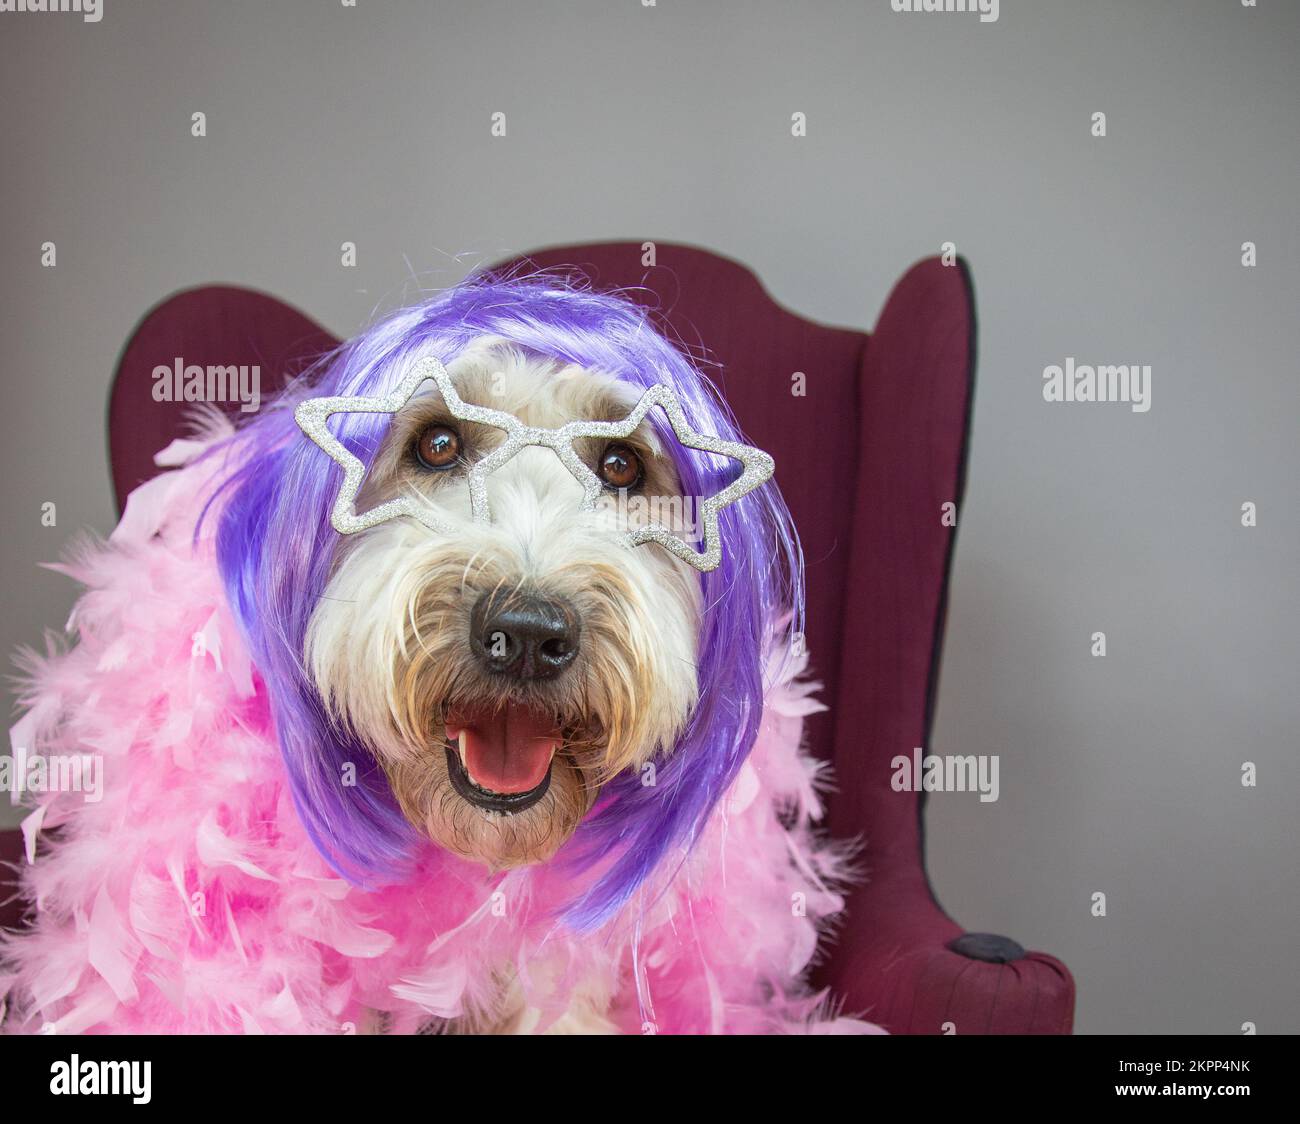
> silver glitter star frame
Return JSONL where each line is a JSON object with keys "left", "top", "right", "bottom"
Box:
{"left": 294, "top": 357, "right": 775, "bottom": 572}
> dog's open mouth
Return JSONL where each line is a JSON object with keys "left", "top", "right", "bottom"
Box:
{"left": 443, "top": 702, "right": 561, "bottom": 815}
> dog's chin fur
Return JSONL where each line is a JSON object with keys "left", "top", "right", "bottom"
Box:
{"left": 305, "top": 342, "right": 702, "bottom": 871}
{"left": 384, "top": 747, "right": 596, "bottom": 871}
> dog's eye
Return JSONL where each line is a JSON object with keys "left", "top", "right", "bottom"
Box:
{"left": 415, "top": 424, "right": 462, "bottom": 471}
{"left": 598, "top": 443, "right": 642, "bottom": 490}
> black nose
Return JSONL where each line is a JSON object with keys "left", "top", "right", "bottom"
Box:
{"left": 471, "top": 590, "right": 579, "bottom": 681}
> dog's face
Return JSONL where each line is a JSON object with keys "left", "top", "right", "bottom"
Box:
{"left": 305, "top": 342, "right": 701, "bottom": 870}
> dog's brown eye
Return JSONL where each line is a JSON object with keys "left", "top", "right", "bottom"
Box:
{"left": 598, "top": 443, "right": 642, "bottom": 490}
{"left": 415, "top": 424, "right": 461, "bottom": 471}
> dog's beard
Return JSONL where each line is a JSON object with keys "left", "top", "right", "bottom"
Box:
{"left": 309, "top": 526, "right": 698, "bottom": 869}
{"left": 389, "top": 556, "right": 656, "bottom": 868}
{"left": 383, "top": 737, "right": 595, "bottom": 871}
{"left": 304, "top": 350, "right": 701, "bottom": 870}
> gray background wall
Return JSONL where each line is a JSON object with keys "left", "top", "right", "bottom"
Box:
{"left": 2, "top": 0, "right": 1296, "bottom": 1034}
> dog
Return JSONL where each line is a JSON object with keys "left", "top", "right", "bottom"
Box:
{"left": 1, "top": 275, "right": 875, "bottom": 1035}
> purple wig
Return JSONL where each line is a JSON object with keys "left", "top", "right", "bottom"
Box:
{"left": 206, "top": 273, "right": 804, "bottom": 929}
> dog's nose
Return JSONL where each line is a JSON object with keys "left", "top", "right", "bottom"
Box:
{"left": 471, "top": 591, "right": 579, "bottom": 680}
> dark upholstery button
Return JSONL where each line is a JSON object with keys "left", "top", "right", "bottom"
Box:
{"left": 948, "top": 932, "right": 1026, "bottom": 963}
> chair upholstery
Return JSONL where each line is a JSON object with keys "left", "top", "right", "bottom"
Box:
{"left": 1, "top": 241, "right": 1074, "bottom": 1033}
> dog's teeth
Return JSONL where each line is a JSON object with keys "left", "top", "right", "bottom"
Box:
{"left": 457, "top": 730, "right": 468, "bottom": 768}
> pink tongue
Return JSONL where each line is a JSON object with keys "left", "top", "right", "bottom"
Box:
{"left": 448, "top": 703, "right": 560, "bottom": 794}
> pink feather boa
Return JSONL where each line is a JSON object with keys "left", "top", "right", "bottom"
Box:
{"left": 1, "top": 431, "right": 880, "bottom": 1035}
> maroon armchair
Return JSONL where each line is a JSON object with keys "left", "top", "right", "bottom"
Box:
{"left": 1, "top": 242, "right": 1074, "bottom": 1033}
